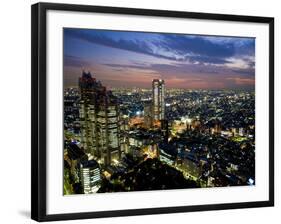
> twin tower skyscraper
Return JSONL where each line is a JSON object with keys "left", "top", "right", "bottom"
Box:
{"left": 79, "top": 71, "right": 120, "bottom": 166}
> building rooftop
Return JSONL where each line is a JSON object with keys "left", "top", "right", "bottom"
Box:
{"left": 81, "top": 159, "right": 100, "bottom": 169}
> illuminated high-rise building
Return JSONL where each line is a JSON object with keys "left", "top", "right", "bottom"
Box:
{"left": 79, "top": 71, "right": 120, "bottom": 166}
{"left": 79, "top": 71, "right": 100, "bottom": 155}
{"left": 96, "top": 90, "right": 121, "bottom": 165}
{"left": 80, "top": 160, "right": 101, "bottom": 194}
{"left": 143, "top": 101, "right": 152, "bottom": 129}
{"left": 152, "top": 79, "right": 165, "bottom": 121}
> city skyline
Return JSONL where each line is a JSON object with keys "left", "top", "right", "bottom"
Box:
{"left": 63, "top": 29, "right": 255, "bottom": 195}
{"left": 64, "top": 28, "right": 255, "bottom": 89}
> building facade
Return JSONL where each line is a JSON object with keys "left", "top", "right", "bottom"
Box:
{"left": 80, "top": 160, "right": 101, "bottom": 194}
{"left": 79, "top": 71, "right": 120, "bottom": 166}
{"left": 143, "top": 101, "right": 152, "bottom": 129}
{"left": 152, "top": 79, "right": 165, "bottom": 121}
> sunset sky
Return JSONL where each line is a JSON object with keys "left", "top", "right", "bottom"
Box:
{"left": 64, "top": 28, "right": 255, "bottom": 89}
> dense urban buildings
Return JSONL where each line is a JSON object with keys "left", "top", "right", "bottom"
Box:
{"left": 63, "top": 28, "right": 255, "bottom": 195}
{"left": 63, "top": 71, "right": 255, "bottom": 194}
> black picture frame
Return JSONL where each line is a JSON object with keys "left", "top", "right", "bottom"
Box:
{"left": 31, "top": 2, "right": 274, "bottom": 222}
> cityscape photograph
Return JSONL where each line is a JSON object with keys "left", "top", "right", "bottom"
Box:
{"left": 63, "top": 28, "right": 255, "bottom": 195}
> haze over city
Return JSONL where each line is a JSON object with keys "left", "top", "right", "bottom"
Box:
{"left": 64, "top": 28, "right": 255, "bottom": 89}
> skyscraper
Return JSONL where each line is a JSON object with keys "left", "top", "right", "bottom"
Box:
{"left": 79, "top": 71, "right": 99, "bottom": 156}
{"left": 96, "top": 90, "right": 121, "bottom": 166}
{"left": 80, "top": 160, "right": 101, "bottom": 194}
{"left": 143, "top": 101, "right": 152, "bottom": 129}
{"left": 79, "top": 71, "right": 120, "bottom": 166}
{"left": 152, "top": 79, "right": 165, "bottom": 121}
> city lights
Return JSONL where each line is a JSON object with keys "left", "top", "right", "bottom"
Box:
{"left": 64, "top": 73, "right": 255, "bottom": 194}
{"left": 63, "top": 29, "right": 255, "bottom": 195}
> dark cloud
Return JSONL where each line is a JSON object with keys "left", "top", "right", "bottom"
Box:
{"left": 65, "top": 29, "right": 255, "bottom": 67}
{"left": 159, "top": 35, "right": 235, "bottom": 58}
{"left": 64, "top": 29, "right": 179, "bottom": 61}
{"left": 188, "top": 55, "right": 228, "bottom": 64}
{"left": 235, "top": 39, "right": 255, "bottom": 57}
{"left": 102, "top": 63, "right": 154, "bottom": 71}
{"left": 155, "top": 35, "right": 255, "bottom": 66}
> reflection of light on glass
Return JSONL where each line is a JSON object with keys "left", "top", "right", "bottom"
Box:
{"left": 136, "top": 111, "right": 141, "bottom": 116}
{"left": 248, "top": 178, "right": 254, "bottom": 185}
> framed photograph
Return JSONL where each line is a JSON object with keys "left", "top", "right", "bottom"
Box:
{"left": 31, "top": 2, "right": 274, "bottom": 222}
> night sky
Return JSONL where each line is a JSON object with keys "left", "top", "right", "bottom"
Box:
{"left": 64, "top": 28, "right": 255, "bottom": 89}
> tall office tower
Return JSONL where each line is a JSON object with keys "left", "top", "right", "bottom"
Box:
{"left": 96, "top": 90, "right": 121, "bottom": 166}
{"left": 79, "top": 71, "right": 99, "bottom": 156}
{"left": 143, "top": 101, "right": 152, "bottom": 129}
{"left": 119, "top": 114, "right": 129, "bottom": 131}
{"left": 80, "top": 160, "right": 101, "bottom": 194}
{"left": 152, "top": 79, "right": 165, "bottom": 121}
{"left": 79, "top": 71, "right": 120, "bottom": 166}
